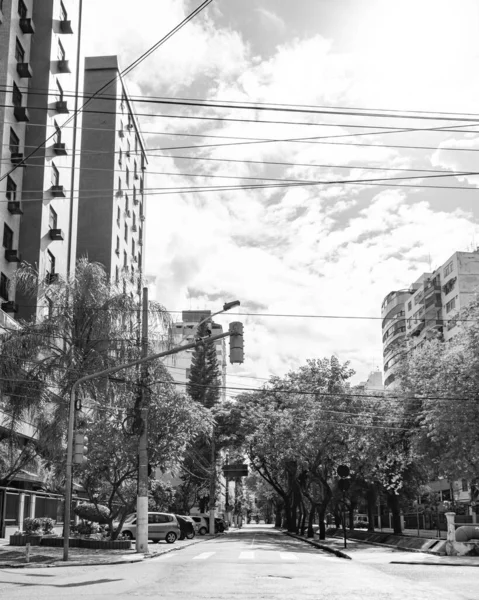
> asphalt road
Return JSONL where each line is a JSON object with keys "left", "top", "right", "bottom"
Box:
{"left": 0, "top": 525, "right": 477, "bottom": 600}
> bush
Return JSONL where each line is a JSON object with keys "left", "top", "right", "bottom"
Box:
{"left": 41, "top": 517, "right": 55, "bottom": 534}
{"left": 73, "top": 502, "right": 110, "bottom": 524}
{"left": 23, "top": 517, "right": 42, "bottom": 535}
{"left": 71, "top": 521, "right": 100, "bottom": 536}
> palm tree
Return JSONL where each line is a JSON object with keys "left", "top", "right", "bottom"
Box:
{"left": 0, "top": 259, "right": 171, "bottom": 487}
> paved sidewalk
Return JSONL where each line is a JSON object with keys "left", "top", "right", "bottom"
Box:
{"left": 0, "top": 533, "right": 221, "bottom": 569}
{"left": 284, "top": 531, "right": 479, "bottom": 567}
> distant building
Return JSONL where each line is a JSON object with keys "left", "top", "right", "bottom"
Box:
{"left": 381, "top": 249, "right": 479, "bottom": 389}
{"left": 77, "top": 55, "right": 147, "bottom": 289}
{"left": 165, "top": 310, "right": 227, "bottom": 402}
{"left": 357, "top": 370, "right": 383, "bottom": 392}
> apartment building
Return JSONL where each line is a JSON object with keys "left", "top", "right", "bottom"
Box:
{"left": 76, "top": 56, "right": 147, "bottom": 290}
{"left": 0, "top": 1, "right": 82, "bottom": 322}
{"left": 381, "top": 249, "right": 479, "bottom": 389}
{"left": 165, "top": 310, "right": 227, "bottom": 402}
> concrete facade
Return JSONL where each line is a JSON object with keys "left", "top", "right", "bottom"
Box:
{"left": 0, "top": 1, "right": 80, "bottom": 322}
{"left": 381, "top": 249, "right": 479, "bottom": 389}
{"left": 77, "top": 55, "right": 147, "bottom": 288}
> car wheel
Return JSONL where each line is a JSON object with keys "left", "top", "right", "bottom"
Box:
{"left": 179, "top": 533, "right": 186, "bottom": 540}
{"left": 123, "top": 531, "right": 133, "bottom": 540}
{"left": 199, "top": 526, "right": 207, "bottom": 535}
{"left": 165, "top": 532, "right": 177, "bottom": 544}
{"left": 186, "top": 532, "right": 195, "bottom": 540}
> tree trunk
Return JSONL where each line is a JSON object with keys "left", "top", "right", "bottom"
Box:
{"left": 388, "top": 492, "right": 402, "bottom": 534}
{"left": 366, "top": 484, "right": 376, "bottom": 532}
{"left": 318, "top": 506, "right": 327, "bottom": 540}
{"left": 274, "top": 504, "right": 282, "bottom": 527}
{"left": 285, "top": 502, "right": 296, "bottom": 532}
{"left": 300, "top": 505, "right": 307, "bottom": 536}
{"left": 307, "top": 504, "right": 315, "bottom": 538}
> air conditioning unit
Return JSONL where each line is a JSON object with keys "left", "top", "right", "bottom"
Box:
{"left": 7, "top": 202, "right": 23, "bottom": 215}
{"left": 13, "top": 106, "right": 29, "bottom": 122}
{"left": 49, "top": 228, "right": 64, "bottom": 241}
{"left": 60, "top": 19, "right": 73, "bottom": 34}
{"left": 16, "top": 62, "right": 33, "bottom": 78}
{"left": 5, "top": 249, "right": 21, "bottom": 263}
{"left": 19, "top": 18, "right": 35, "bottom": 34}
{"left": 56, "top": 100, "right": 69, "bottom": 114}
{"left": 51, "top": 185, "right": 65, "bottom": 198}
{"left": 53, "top": 142, "right": 67, "bottom": 156}
{"left": 10, "top": 153, "right": 24, "bottom": 165}
{"left": 57, "top": 59, "right": 71, "bottom": 73}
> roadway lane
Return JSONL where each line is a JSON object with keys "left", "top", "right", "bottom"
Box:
{"left": 0, "top": 525, "right": 473, "bottom": 600}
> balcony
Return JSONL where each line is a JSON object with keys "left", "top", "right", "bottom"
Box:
{"left": 0, "top": 306, "right": 20, "bottom": 330}
{"left": 424, "top": 293, "right": 442, "bottom": 313}
{"left": 16, "top": 62, "right": 32, "bottom": 78}
{"left": 1, "top": 301, "right": 19, "bottom": 314}
{"left": 45, "top": 272, "right": 59, "bottom": 285}
{"left": 10, "top": 152, "right": 24, "bottom": 165}
{"left": 56, "top": 59, "right": 71, "bottom": 73}
{"left": 8, "top": 202, "right": 23, "bottom": 215}
{"left": 55, "top": 100, "right": 69, "bottom": 114}
{"left": 49, "top": 228, "right": 64, "bottom": 241}
{"left": 131, "top": 224, "right": 137, "bottom": 232}
{"left": 424, "top": 280, "right": 441, "bottom": 298}
{"left": 53, "top": 142, "right": 67, "bottom": 156}
{"left": 60, "top": 19, "right": 73, "bottom": 34}
{"left": 5, "top": 249, "right": 21, "bottom": 263}
{"left": 19, "top": 17, "right": 35, "bottom": 34}
{"left": 408, "top": 317, "right": 425, "bottom": 337}
{"left": 51, "top": 185, "right": 65, "bottom": 198}
{"left": 14, "top": 106, "right": 29, "bottom": 122}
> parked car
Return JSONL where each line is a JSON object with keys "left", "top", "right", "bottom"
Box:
{"left": 121, "top": 512, "right": 180, "bottom": 543}
{"left": 190, "top": 515, "right": 209, "bottom": 535}
{"left": 353, "top": 514, "right": 369, "bottom": 529}
{"left": 175, "top": 515, "right": 196, "bottom": 540}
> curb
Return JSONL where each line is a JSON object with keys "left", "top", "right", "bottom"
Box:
{"left": 0, "top": 534, "right": 221, "bottom": 569}
{"left": 281, "top": 530, "right": 351, "bottom": 560}
{"left": 328, "top": 535, "right": 446, "bottom": 555}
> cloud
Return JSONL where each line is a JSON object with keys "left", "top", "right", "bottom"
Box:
{"left": 254, "top": 8, "right": 286, "bottom": 33}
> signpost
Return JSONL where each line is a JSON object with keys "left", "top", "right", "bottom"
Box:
{"left": 337, "top": 465, "right": 350, "bottom": 549}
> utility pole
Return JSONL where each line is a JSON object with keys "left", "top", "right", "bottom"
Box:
{"left": 136, "top": 287, "right": 149, "bottom": 553}
{"left": 209, "top": 424, "right": 216, "bottom": 535}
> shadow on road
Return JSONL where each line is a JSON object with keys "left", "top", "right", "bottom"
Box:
{"left": 3, "top": 578, "right": 123, "bottom": 588}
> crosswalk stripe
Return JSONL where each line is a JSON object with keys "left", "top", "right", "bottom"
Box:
{"left": 239, "top": 551, "right": 255, "bottom": 560}
{"left": 193, "top": 552, "right": 216, "bottom": 560}
{"left": 280, "top": 552, "right": 298, "bottom": 561}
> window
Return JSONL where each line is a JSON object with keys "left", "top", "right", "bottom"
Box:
{"left": 133, "top": 212, "right": 136, "bottom": 229}
{"left": 58, "top": 40, "right": 66, "bottom": 61}
{"left": 49, "top": 206, "right": 57, "bottom": 229}
{"left": 138, "top": 252, "right": 142, "bottom": 266}
{"left": 462, "top": 479, "right": 468, "bottom": 492}
{"left": 54, "top": 121, "right": 62, "bottom": 145}
{"left": 56, "top": 79, "right": 64, "bottom": 102}
{"left": 127, "top": 113, "right": 133, "bottom": 129}
{"left": 3, "top": 224, "right": 13, "bottom": 250}
{"left": 124, "top": 223, "right": 128, "bottom": 242}
{"left": 51, "top": 163, "right": 60, "bottom": 187}
{"left": 126, "top": 166, "right": 129, "bottom": 186}
{"left": 115, "top": 266, "right": 119, "bottom": 283}
{"left": 0, "top": 273, "right": 9, "bottom": 300}
{"left": 117, "top": 176, "right": 122, "bottom": 194}
{"left": 134, "top": 160, "right": 138, "bottom": 179}
{"left": 127, "top": 139, "right": 131, "bottom": 156}
{"left": 47, "top": 297, "right": 54, "bottom": 319}
{"left": 132, "top": 239, "right": 135, "bottom": 257}
{"left": 444, "top": 261, "right": 454, "bottom": 277}
{"left": 117, "top": 206, "right": 121, "bottom": 225}
{"left": 60, "top": 0, "right": 67, "bottom": 20}
{"left": 15, "top": 38, "right": 25, "bottom": 63}
{"left": 6, "top": 176, "right": 17, "bottom": 201}
{"left": 445, "top": 297, "right": 456, "bottom": 313}
{"left": 125, "top": 194, "right": 129, "bottom": 212}
{"left": 46, "top": 250, "right": 56, "bottom": 276}
{"left": 115, "top": 236, "right": 120, "bottom": 254}
{"left": 18, "top": 0, "right": 27, "bottom": 18}
{"left": 118, "top": 148, "right": 122, "bottom": 167}
{"left": 9, "top": 128, "right": 20, "bottom": 154}
{"left": 135, "top": 136, "right": 138, "bottom": 154}
{"left": 12, "top": 82, "right": 22, "bottom": 107}
{"left": 133, "top": 186, "right": 137, "bottom": 204}
{"left": 123, "top": 251, "right": 127, "bottom": 268}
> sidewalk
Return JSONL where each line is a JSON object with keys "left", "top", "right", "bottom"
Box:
{"left": 0, "top": 533, "right": 220, "bottom": 569}
{"left": 284, "top": 531, "right": 479, "bottom": 567}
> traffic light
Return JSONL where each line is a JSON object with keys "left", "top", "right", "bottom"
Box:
{"left": 73, "top": 433, "right": 88, "bottom": 464}
{"left": 229, "top": 321, "right": 244, "bottom": 364}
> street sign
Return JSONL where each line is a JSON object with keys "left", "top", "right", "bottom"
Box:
{"left": 337, "top": 465, "right": 350, "bottom": 478}
{"left": 338, "top": 478, "right": 350, "bottom": 492}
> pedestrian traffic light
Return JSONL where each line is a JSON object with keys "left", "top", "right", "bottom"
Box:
{"left": 229, "top": 321, "right": 244, "bottom": 364}
{"left": 73, "top": 433, "right": 88, "bottom": 464}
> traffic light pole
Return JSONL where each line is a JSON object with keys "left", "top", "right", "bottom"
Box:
{"left": 62, "top": 329, "right": 236, "bottom": 561}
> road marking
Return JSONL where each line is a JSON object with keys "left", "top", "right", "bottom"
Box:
{"left": 239, "top": 551, "right": 255, "bottom": 560}
{"left": 280, "top": 552, "right": 299, "bottom": 561}
{"left": 192, "top": 552, "right": 216, "bottom": 560}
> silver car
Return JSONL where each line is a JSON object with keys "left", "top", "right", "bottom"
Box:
{"left": 121, "top": 512, "right": 180, "bottom": 544}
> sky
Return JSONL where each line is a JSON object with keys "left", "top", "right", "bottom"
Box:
{"left": 80, "top": 0, "right": 479, "bottom": 388}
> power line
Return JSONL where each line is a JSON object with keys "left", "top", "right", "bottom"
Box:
{"left": 0, "top": 0, "right": 214, "bottom": 183}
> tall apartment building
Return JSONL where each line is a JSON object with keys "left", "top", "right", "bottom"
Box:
{"left": 165, "top": 310, "right": 227, "bottom": 402}
{"left": 381, "top": 250, "right": 479, "bottom": 388}
{"left": 0, "top": 1, "right": 81, "bottom": 322}
{"left": 77, "top": 56, "right": 147, "bottom": 288}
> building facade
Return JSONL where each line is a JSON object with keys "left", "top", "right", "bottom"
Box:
{"left": 77, "top": 55, "right": 147, "bottom": 288}
{"left": 381, "top": 249, "right": 479, "bottom": 389}
{"left": 165, "top": 310, "right": 227, "bottom": 403}
{"left": 0, "top": 0, "right": 82, "bottom": 322}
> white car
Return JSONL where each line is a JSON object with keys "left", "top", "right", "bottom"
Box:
{"left": 121, "top": 512, "right": 180, "bottom": 543}
{"left": 190, "top": 515, "right": 209, "bottom": 535}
